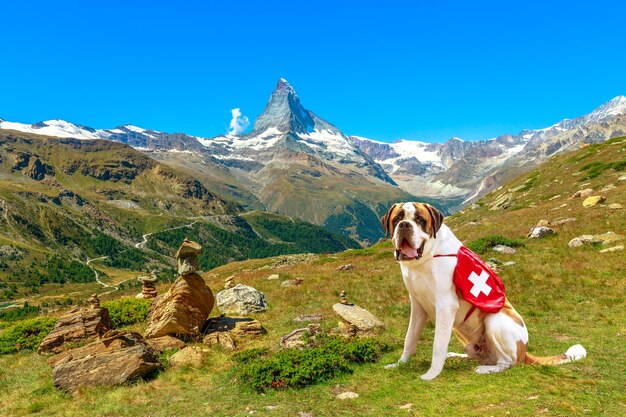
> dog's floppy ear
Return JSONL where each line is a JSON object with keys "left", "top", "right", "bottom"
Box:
{"left": 381, "top": 203, "right": 399, "bottom": 238}
{"left": 425, "top": 204, "right": 444, "bottom": 239}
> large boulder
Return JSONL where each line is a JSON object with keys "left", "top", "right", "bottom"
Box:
{"left": 50, "top": 330, "right": 161, "bottom": 393}
{"left": 144, "top": 273, "right": 214, "bottom": 339}
{"left": 168, "top": 346, "right": 207, "bottom": 368}
{"left": 38, "top": 307, "right": 113, "bottom": 354}
{"left": 215, "top": 284, "right": 268, "bottom": 315}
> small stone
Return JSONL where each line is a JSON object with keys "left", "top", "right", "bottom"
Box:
{"left": 280, "top": 278, "right": 304, "bottom": 287}
{"left": 598, "top": 245, "right": 624, "bottom": 253}
{"left": 609, "top": 203, "right": 622, "bottom": 210}
{"left": 552, "top": 217, "right": 577, "bottom": 226}
{"left": 528, "top": 227, "right": 556, "bottom": 239}
{"left": 224, "top": 275, "right": 235, "bottom": 289}
{"left": 266, "top": 274, "right": 279, "bottom": 280}
{"left": 571, "top": 188, "right": 593, "bottom": 199}
{"left": 536, "top": 219, "right": 551, "bottom": 227}
{"left": 489, "top": 193, "right": 513, "bottom": 210}
{"left": 336, "top": 392, "right": 359, "bottom": 400}
{"left": 503, "top": 261, "right": 516, "bottom": 267}
{"left": 203, "top": 332, "right": 236, "bottom": 351}
{"left": 492, "top": 245, "right": 516, "bottom": 254}
{"left": 582, "top": 196, "right": 606, "bottom": 208}
{"left": 488, "top": 257, "right": 503, "bottom": 266}
{"left": 293, "top": 314, "right": 323, "bottom": 323}
{"left": 548, "top": 195, "right": 561, "bottom": 201}
{"left": 337, "top": 264, "right": 355, "bottom": 271}
{"left": 618, "top": 175, "right": 626, "bottom": 182}
{"left": 600, "top": 184, "right": 616, "bottom": 192}
{"left": 591, "top": 231, "right": 623, "bottom": 245}
{"left": 568, "top": 235, "right": 594, "bottom": 248}
{"left": 340, "top": 290, "right": 348, "bottom": 304}
{"left": 88, "top": 293, "right": 100, "bottom": 309}
{"left": 399, "top": 403, "right": 413, "bottom": 410}
{"left": 280, "top": 324, "right": 320, "bottom": 349}
{"left": 203, "top": 316, "right": 263, "bottom": 338}
{"left": 470, "top": 203, "right": 480, "bottom": 210}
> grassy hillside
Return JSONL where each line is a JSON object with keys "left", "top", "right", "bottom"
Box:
{"left": 0, "top": 137, "right": 623, "bottom": 416}
{"left": 0, "top": 131, "right": 359, "bottom": 303}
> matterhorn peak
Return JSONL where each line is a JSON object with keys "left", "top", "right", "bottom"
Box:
{"left": 251, "top": 78, "right": 314, "bottom": 134}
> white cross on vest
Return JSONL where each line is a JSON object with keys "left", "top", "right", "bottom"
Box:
{"left": 468, "top": 270, "right": 492, "bottom": 298}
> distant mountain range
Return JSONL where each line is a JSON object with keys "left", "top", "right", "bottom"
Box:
{"left": 2, "top": 80, "right": 625, "bottom": 241}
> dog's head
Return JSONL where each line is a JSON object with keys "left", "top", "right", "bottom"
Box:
{"left": 381, "top": 202, "right": 444, "bottom": 262}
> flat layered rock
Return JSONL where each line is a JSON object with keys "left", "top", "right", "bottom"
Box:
{"left": 50, "top": 330, "right": 161, "bottom": 393}
{"left": 582, "top": 196, "right": 606, "bottom": 207}
{"left": 333, "top": 303, "right": 384, "bottom": 332}
{"left": 146, "top": 335, "right": 186, "bottom": 353}
{"left": 144, "top": 273, "right": 214, "bottom": 339}
{"left": 38, "top": 307, "right": 113, "bottom": 354}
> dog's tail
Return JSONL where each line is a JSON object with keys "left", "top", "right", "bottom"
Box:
{"left": 524, "top": 344, "right": 587, "bottom": 365}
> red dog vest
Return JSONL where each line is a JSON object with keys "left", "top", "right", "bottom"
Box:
{"left": 434, "top": 246, "right": 506, "bottom": 320}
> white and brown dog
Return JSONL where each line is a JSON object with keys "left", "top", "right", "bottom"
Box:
{"left": 382, "top": 202, "right": 586, "bottom": 381}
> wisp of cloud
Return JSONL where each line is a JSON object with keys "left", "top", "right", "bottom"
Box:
{"left": 228, "top": 108, "right": 250, "bottom": 135}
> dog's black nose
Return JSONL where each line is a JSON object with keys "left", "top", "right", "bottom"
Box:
{"left": 397, "top": 221, "right": 412, "bottom": 230}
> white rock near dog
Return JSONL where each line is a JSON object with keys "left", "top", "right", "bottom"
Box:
{"left": 215, "top": 284, "right": 268, "bottom": 315}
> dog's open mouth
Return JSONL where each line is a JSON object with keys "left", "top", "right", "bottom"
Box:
{"left": 396, "top": 239, "right": 425, "bottom": 261}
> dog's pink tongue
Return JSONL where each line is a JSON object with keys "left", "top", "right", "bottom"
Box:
{"left": 401, "top": 241, "right": 419, "bottom": 258}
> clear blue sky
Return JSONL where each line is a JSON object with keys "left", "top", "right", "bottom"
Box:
{"left": 1, "top": 0, "right": 625, "bottom": 142}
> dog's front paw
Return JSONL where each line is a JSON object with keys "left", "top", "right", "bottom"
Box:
{"left": 420, "top": 370, "right": 440, "bottom": 381}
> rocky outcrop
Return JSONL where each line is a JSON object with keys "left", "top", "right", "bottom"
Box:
{"left": 215, "top": 284, "right": 268, "bottom": 315}
{"left": 38, "top": 307, "right": 113, "bottom": 354}
{"left": 568, "top": 231, "right": 623, "bottom": 248}
{"left": 50, "top": 330, "right": 161, "bottom": 393}
{"left": 144, "top": 240, "right": 214, "bottom": 339}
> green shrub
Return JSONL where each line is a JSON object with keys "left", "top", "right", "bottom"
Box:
{"left": 467, "top": 235, "right": 525, "bottom": 254}
{"left": 101, "top": 298, "right": 151, "bottom": 327}
{"left": 232, "top": 334, "right": 390, "bottom": 392}
{"left": 0, "top": 302, "right": 40, "bottom": 321}
{"left": 0, "top": 316, "right": 57, "bottom": 354}
{"left": 579, "top": 159, "right": 626, "bottom": 179}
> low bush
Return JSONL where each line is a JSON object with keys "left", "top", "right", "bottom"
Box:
{"left": 467, "top": 235, "right": 525, "bottom": 254}
{"left": 0, "top": 316, "right": 57, "bottom": 354}
{"left": 231, "top": 334, "right": 390, "bottom": 392}
{"left": 101, "top": 298, "right": 151, "bottom": 327}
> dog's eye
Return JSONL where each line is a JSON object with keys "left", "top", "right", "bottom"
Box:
{"left": 392, "top": 217, "right": 400, "bottom": 226}
{"left": 415, "top": 216, "right": 425, "bottom": 224}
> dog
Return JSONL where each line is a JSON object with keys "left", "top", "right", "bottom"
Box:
{"left": 382, "top": 202, "right": 586, "bottom": 381}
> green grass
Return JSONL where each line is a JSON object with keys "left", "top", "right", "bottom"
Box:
{"left": 466, "top": 234, "right": 525, "bottom": 254}
{"left": 0, "top": 137, "right": 624, "bottom": 416}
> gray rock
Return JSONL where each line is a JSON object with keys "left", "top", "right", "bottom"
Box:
{"left": 280, "top": 324, "right": 320, "bottom": 349}
{"left": 337, "top": 264, "right": 355, "bottom": 271}
{"left": 333, "top": 303, "right": 384, "bottom": 333}
{"left": 266, "top": 274, "right": 279, "bottom": 280}
{"left": 216, "top": 284, "right": 268, "bottom": 315}
{"left": 293, "top": 314, "right": 323, "bottom": 323}
{"left": 492, "top": 245, "right": 516, "bottom": 254}
{"left": 609, "top": 203, "right": 622, "bottom": 210}
{"left": 528, "top": 226, "right": 556, "bottom": 239}
{"left": 568, "top": 235, "right": 594, "bottom": 248}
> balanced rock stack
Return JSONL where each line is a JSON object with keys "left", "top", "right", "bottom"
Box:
{"left": 144, "top": 239, "right": 214, "bottom": 339}
{"left": 137, "top": 272, "right": 158, "bottom": 299}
